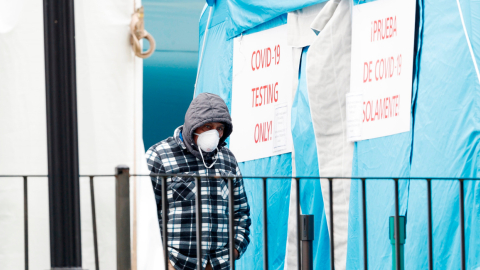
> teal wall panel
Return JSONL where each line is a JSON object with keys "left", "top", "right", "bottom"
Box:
{"left": 143, "top": 0, "right": 205, "bottom": 148}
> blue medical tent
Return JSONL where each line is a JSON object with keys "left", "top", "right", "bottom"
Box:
{"left": 194, "top": 1, "right": 331, "bottom": 269}
{"left": 144, "top": 0, "right": 480, "bottom": 269}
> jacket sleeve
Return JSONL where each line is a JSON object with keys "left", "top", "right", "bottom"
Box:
{"left": 146, "top": 147, "right": 166, "bottom": 229}
{"left": 233, "top": 165, "right": 252, "bottom": 259}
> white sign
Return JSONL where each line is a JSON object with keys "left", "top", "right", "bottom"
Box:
{"left": 349, "top": 0, "right": 416, "bottom": 141}
{"left": 230, "top": 25, "right": 293, "bottom": 162}
{"left": 273, "top": 103, "right": 288, "bottom": 153}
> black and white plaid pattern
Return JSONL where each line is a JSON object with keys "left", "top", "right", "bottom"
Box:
{"left": 146, "top": 126, "right": 251, "bottom": 270}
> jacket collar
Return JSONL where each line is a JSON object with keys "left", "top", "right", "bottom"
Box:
{"left": 174, "top": 126, "right": 187, "bottom": 150}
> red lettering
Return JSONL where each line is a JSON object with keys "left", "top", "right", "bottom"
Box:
{"left": 253, "top": 121, "right": 274, "bottom": 143}
{"left": 390, "top": 17, "right": 394, "bottom": 38}
{"left": 393, "top": 17, "right": 397, "bottom": 37}
{"left": 379, "top": 99, "right": 384, "bottom": 119}
{"left": 390, "top": 57, "right": 394, "bottom": 77}
{"left": 379, "top": 59, "right": 384, "bottom": 80}
{"left": 263, "top": 123, "right": 266, "bottom": 141}
{"left": 250, "top": 82, "right": 279, "bottom": 107}
{"left": 258, "top": 123, "right": 263, "bottom": 142}
{"left": 363, "top": 62, "right": 369, "bottom": 83}
{"left": 392, "top": 96, "right": 397, "bottom": 116}
{"left": 360, "top": 95, "right": 401, "bottom": 123}
{"left": 274, "top": 82, "right": 279, "bottom": 102}
{"left": 260, "top": 49, "right": 264, "bottom": 69}
{"left": 251, "top": 46, "right": 278, "bottom": 71}
{"left": 377, "top": 20, "right": 381, "bottom": 40}
{"left": 371, "top": 16, "right": 398, "bottom": 42}
{"left": 267, "top": 48, "right": 272, "bottom": 67}
{"left": 251, "top": 51, "right": 256, "bottom": 71}
{"left": 386, "top": 97, "right": 390, "bottom": 118}
{"left": 386, "top": 18, "right": 389, "bottom": 39}
{"left": 259, "top": 86, "right": 263, "bottom": 106}
{"left": 269, "top": 121, "right": 272, "bottom": 140}
{"left": 366, "top": 101, "right": 371, "bottom": 122}
{"left": 264, "top": 86, "right": 268, "bottom": 105}
{"left": 395, "top": 95, "right": 400, "bottom": 116}
{"left": 369, "top": 61, "right": 372, "bottom": 82}
{"left": 363, "top": 102, "right": 366, "bottom": 122}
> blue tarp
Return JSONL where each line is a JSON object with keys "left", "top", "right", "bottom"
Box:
{"left": 292, "top": 47, "right": 331, "bottom": 269}
{"left": 225, "top": 0, "right": 325, "bottom": 39}
{"left": 407, "top": 0, "right": 480, "bottom": 268}
{"left": 199, "top": 0, "right": 325, "bottom": 40}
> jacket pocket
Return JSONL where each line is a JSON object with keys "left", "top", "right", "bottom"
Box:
{"left": 169, "top": 174, "right": 196, "bottom": 202}
{"left": 219, "top": 170, "right": 235, "bottom": 200}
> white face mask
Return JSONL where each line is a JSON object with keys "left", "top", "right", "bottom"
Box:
{"left": 194, "top": 129, "right": 220, "bottom": 169}
{"left": 194, "top": 129, "right": 220, "bottom": 153}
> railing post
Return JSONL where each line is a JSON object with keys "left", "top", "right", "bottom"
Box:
{"left": 361, "top": 178, "right": 367, "bottom": 270}
{"left": 389, "top": 216, "right": 405, "bottom": 270}
{"left": 195, "top": 176, "right": 203, "bottom": 270}
{"left": 228, "top": 177, "right": 235, "bottom": 270}
{"left": 24, "top": 176, "right": 29, "bottom": 270}
{"left": 301, "top": 215, "right": 314, "bottom": 270}
{"left": 459, "top": 179, "right": 465, "bottom": 270}
{"left": 393, "top": 179, "right": 402, "bottom": 270}
{"left": 90, "top": 176, "right": 100, "bottom": 270}
{"left": 426, "top": 179, "right": 433, "bottom": 270}
{"left": 263, "top": 177, "right": 268, "bottom": 270}
{"left": 328, "top": 178, "right": 334, "bottom": 270}
{"left": 161, "top": 176, "right": 169, "bottom": 270}
{"left": 295, "top": 178, "right": 301, "bottom": 270}
{"left": 116, "top": 165, "right": 131, "bottom": 270}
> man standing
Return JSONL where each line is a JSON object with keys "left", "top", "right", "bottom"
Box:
{"left": 146, "top": 93, "right": 251, "bottom": 270}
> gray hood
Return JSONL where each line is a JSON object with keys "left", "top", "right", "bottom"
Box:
{"left": 183, "top": 93, "right": 233, "bottom": 160}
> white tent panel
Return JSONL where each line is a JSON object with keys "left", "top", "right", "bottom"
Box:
{"left": 306, "top": 0, "right": 354, "bottom": 269}
{"left": 75, "top": 0, "right": 163, "bottom": 269}
{"left": 0, "top": 0, "right": 49, "bottom": 269}
{"left": 287, "top": 2, "right": 327, "bottom": 48}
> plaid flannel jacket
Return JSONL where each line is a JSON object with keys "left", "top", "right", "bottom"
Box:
{"left": 146, "top": 126, "right": 251, "bottom": 270}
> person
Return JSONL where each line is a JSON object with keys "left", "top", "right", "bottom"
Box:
{"left": 146, "top": 93, "right": 251, "bottom": 270}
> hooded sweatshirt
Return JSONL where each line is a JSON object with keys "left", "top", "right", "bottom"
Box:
{"left": 146, "top": 93, "right": 251, "bottom": 270}
{"left": 182, "top": 92, "right": 233, "bottom": 161}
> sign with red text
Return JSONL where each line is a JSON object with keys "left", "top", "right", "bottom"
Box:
{"left": 348, "top": 0, "right": 416, "bottom": 141}
{"left": 230, "top": 25, "right": 293, "bottom": 162}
